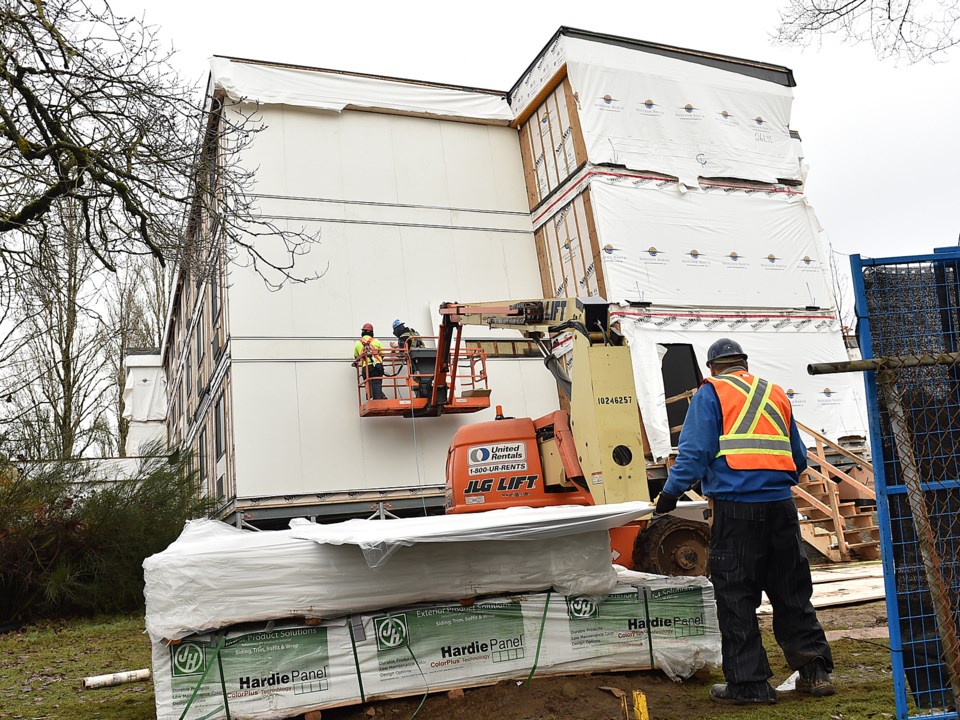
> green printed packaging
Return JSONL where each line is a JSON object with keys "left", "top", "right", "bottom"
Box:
{"left": 351, "top": 599, "right": 532, "bottom": 697}
{"left": 152, "top": 574, "right": 719, "bottom": 719}
{"left": 152, "top": 621, "right": 361, "bottom": 720}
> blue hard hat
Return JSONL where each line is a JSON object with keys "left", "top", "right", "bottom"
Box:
{"left": 706, "top": 338, "right": 747, "bottom": 366}
{"left": 392, "top": 319, "right": 403, "bottom": 330}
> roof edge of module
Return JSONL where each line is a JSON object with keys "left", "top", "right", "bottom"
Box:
{"left": 508, "top": 26, "right": 796, "bottom": 101}
{"left": 212, "top": 54, "right": 508, "bottom": 97}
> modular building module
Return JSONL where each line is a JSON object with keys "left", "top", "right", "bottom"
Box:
{"left": 159, "top": 27, "right": 867, "bottom": 527}
{"left": 507, "top": 29, "right": 867, "bottom": 460}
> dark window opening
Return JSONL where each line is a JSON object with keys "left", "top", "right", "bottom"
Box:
{"left": 210, "top": 274, "right": 220, "bottom": 320}
{"left": 198, "top": 428, "right": 207, "bottom": 493}
{"left": 660, "top": 343, "right": 704, "bottom": 446}
{"left": 215, "top": 394, "right": 225, "bottom": 459}
{"left": 196, "top": 305, "right": 205, "bottom": 367}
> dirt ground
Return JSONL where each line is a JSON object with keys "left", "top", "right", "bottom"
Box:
{"left": 319, "top": 602, "right": 893, "bottom": 720}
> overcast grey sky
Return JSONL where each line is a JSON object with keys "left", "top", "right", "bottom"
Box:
{"left": 117, "top": 0, "right": 960, "bottom": 261}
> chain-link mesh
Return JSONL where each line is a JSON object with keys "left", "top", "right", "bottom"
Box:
{"left": 859, "top": 259, "right": 960, "bottom": 717}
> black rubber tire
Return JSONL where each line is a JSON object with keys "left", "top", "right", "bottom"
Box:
{"left": 633, "top": 515, "right": 711, "bottom": 576}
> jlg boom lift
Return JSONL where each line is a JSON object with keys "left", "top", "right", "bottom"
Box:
{"left": 355, "top": 297, "right": 710, "bottom": 575}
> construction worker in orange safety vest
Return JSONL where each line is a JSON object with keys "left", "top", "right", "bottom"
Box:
{"left": 654, "top": 338, "right": 834, "bottom": 706}
{"left": 353, "top": 323, "right": 388, "bottom": 400}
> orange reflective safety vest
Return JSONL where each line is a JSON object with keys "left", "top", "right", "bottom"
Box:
{"left": 353, "top": 336, "right": 384, "bottom": 367}
{"left": 705, "top": 370, "right": 797, "bottom": 472}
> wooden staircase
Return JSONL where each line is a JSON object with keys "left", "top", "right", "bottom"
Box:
{"left": 794, "top": 422, "right": 881, "bottom": 563}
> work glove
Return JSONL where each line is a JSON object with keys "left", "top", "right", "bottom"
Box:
{"left": 654, "top": 491, "right": 679, "bottom": 515}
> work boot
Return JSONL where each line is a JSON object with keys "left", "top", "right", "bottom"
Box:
{"left": 796, "top": 657, "right": 836, "bottom": 697}
{"left": 709, "top": 682, "right": 778, "bottom": 705}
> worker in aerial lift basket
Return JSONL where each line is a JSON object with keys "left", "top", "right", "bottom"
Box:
{"left": 655, "top": 338, "right": 835, "bottom": 705}
{"left": 390, "top": 319, "right": 425, "bottom": 350}
{"left": 390, "top": 319, "right": 429, "bottom": 398}
{"left": 353, "top": 323, "right": 387, "bottom": 400}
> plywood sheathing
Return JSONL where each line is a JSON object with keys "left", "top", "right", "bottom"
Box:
{"left": 516, "top": 69, "right": 590, "bottom": 210}
{"left": 533, "top": 186, "right": 607, "bottom": 302}
{"left": 580, "top": 188, "right": 607, "bottom": 299}
{"left": 560, "top": 77, "right": 588, "bottom": 169}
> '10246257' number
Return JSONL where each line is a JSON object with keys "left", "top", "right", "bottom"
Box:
{"left": 597, "top": 396, "right": 632, "bottom": 405}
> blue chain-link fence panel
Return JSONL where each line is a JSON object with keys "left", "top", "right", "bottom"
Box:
{"left": 852, "top": 248, "right": 960, "bottom": 719}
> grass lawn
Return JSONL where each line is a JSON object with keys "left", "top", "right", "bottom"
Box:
{"left": 0, "top": 614, "right": 154, "bottom": 720}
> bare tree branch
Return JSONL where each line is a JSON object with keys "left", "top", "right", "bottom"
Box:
{"left": 0, "top": 199, "right": 113, "bottom": 459}
{"left": 0, "top": 0, "right": 321, "bottom": 288}
{"left": 775, "top": 0, "right": 960, "bottom": 63}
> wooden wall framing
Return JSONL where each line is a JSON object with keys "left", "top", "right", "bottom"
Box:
{"left": 534, "top": 188, "right": 607, "bottom": 300}
{"left": 517, "top": 74, "right": 588, "bottom": 210}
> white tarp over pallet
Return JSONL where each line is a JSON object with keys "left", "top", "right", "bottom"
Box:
{"left": 288, "top": 501, "right": 656, "bottom": 566}
{"left": 143, "top": 504, "right": 654, "bottom": 642}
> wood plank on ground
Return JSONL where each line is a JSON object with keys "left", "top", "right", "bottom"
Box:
{"left": 758, "top": 575, "right": 885, "bottom": 615}
{"left": 810, "top": 562, "right": 884, "bottom": 585}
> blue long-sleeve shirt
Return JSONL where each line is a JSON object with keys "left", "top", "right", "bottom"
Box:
{"left": 661, "top": 380, "right": 808, "bottom": 502}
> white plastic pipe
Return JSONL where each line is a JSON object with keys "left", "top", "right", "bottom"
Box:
{"left": 82, "top": 668, "right": 152, "bottom": 689}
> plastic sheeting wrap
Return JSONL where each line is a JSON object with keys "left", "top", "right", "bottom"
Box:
{"left": 121, "top": 365, "right": 166, "bottom": 422}
{"left": 150, "top": 572, "right": 720, "bottom": 720}
{"left": 590, "top": 179, "right": 832, "bottom": 309}
{"left": 209, "top": 57, "right": 513, "bottom": 122}
{"left": 287, "top": 502, "right": 654, "bottom": 567}
{"left": 613, "top": 566, "right": 721, "bottom": 680}
{"left": 143, "top": 503, "right": 652, "bottom": 642}
{"left": 563, "top": 37, "right": 799, "bottom": 187}
{"left": 618, "top": 317, "right": 868, "bottom": 460}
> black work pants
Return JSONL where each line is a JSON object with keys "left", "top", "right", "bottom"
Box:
{"left": 362, "top": 363, "right": 387, "bottom": 400}
{"left": 709, "top": 498, "right": 833, "bottom": 691}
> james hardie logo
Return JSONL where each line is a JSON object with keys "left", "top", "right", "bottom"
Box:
{"left": 754, "top": 116, "right": 766, "bottom": 126}
{"left": 374, "top": 614, "right": 409, "bottom": 651}
{"left": 603, "top": 244, "right": 615, "bottom": 254}
{"left": 171, "top": 643, "right": 205, "bottom": 677}
{"left": 767, "top": 254, "right": 779, "bottom": 264}
{"left": 729, "top": 251, "right": 742, "bottom": 262}
{"left": 689, "top": 249, "right": 702, "bottom": 259}
{"left": 566, "top": 596, "right": 600, "bottom": 619}
{"left": 643, "top": 99, "right": 657, "bottom": 109}
{"left": 647, "top": 247, "right": 662, "bottom": 257}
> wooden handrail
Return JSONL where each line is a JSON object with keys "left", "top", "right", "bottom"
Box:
{"left": 814, "top": 454, "right": 876, "bottom": 500}
{"left": 796, "top": 420, "right": 873, "bottom": 472}
{"left": 665, "top": 388, "right": 697, "bottom": 405}
{"left": 821, "top": 466, "right": 849, "bottom": 559}
{"left": 793, "top": 482, "right": 834, "bottom": 517}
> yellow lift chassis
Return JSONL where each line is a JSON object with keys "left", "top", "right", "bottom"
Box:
{"left": 440, "top": 296, "right": 649, "bottom": 505}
